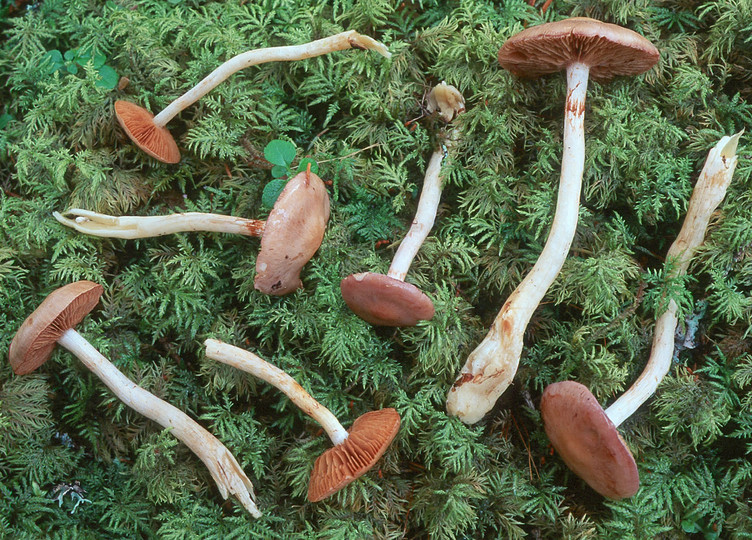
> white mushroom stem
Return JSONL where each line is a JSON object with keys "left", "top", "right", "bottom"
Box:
{"left": 446, "top": 62, "right": 590, "bottom": 424}
{"left": 605, "top": 131, "right": 742, "bottom": 427}
{"left": 53, "top": 209, "right": 264, "bottom": 239}
{"left": 387, "top": 135, "right": 456, "bottom": 281}
{"left": 152, "top": 30, "right": 390, "bottom": 127}
{"left": 204, "top": 339, "right": 349, "bottom": 446}
{"left": 55, "top": 328, "right": 261, "bottom": 518}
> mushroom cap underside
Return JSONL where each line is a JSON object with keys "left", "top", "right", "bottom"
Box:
{"left": 541, "top": 381, "right": 639, "bottom": 500}
{"left": 340, "top": 272, "right": 435, "bottom": 326}
{"left": 114, "top": 100, "right": 181, "bottom": 164}
{"left": 498, "top": 17, "right": 659, "bottom": 82}
{"left": 254, "top": 170, "right": 331, "bottom": 295}
{"left": 308, "top": 408, "right": 400, "bottom": 502}
{"left": 9, "top": 281, "right": 104, "bottom": 375}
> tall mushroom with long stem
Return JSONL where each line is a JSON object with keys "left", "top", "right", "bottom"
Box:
{"left": 203, "top": 339, "right": 400, "bottom": 502}
{"left": 541, "top": 131, "right": 742, "bottom": 500}
{"left": 446, "top": 18, "right": 659, "bottom": 423}
{"left": 115, "top": 31, "right": 390, "bottom": 163}
{"left": 54, "top": 167, "right": 329, "bottom": 295}
{"left": 9, "top": 281, "right": 261, "bottom": 517}
{"left": 340, "top": 82, "right": 465, "bottom": 326}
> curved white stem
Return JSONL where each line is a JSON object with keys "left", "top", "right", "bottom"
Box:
{"left": 54, "top": 209, "right": 264, "bottom": 239}
{"left": 152, "top": 31, "right": 390, "bottom": 127}
{"left": 605, "top": 131, "right": 742, "bottom": 427}
{"left": 204, "top": 339, "right": 349, "bottom": 446}
{"left": 446, "top": 62, "right": 590, "bottom": 424}
{"left": 56, "top": 329, "right": 260, "bottom": 518}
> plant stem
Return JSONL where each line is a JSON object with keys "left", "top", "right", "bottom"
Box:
{"left": 604, "top": 131, "right": 742, "bottom": 427}
{"left": 446, "top": 62, "right": 589, "bottom": 424}
{"left": 152, "top": 31, "right": 390, "bottom": 127}
{"left": 54, "top": 209, "right": 265, "bottom": 239}
{"left": 56, "top": 329, "right": 261, "bottom": 518}
{"left": 204, "top": 339, "right": 349, "bottom": 446}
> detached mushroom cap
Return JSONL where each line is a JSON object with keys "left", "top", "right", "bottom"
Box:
{"left": 255, "top": 170, "right": 331, "bottom": 295}
{"left": 340, "top": 272, "right": 435, "bottom": 326}
{"left": 9, "top": 281, "right": 104, "bottom": 375}
{"left": 541, "top": 381, "right": 639, "bottom": 500}
{"left": 498, "top": 17, "right": 659, "bottom": 82}
{"left": 114, "top": 101, "right": 181, "bottom": 164}
{"left": 308, "top": 408, "right": 400, "bottom": 502}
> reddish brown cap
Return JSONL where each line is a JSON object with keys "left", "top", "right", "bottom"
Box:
{"left": 541, "top": 381, "right": 639, "bottom": 499}
{"left": 255, "top": 169, "right": 331, "bottom": 295}
{"left": 498, "top": 17, "right": 659, "bottom": 82}
{"left": 114, "top": 100, "right": 180, "bottom": 164}
{"left": 9, "top": 281, "right": 104, "bottom": 375}
{"left": 308, "top": 408, "right": 400, "bottom": 502}
{"left": 340, "top": 272, "right": 435, "bottom": 326}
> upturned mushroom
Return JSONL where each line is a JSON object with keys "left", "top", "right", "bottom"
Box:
{"left": 340, "top": 82, "right": 465, "bottom": 326}
{"left": 54, "top": 168, "right": 329, "bottom": 295}
{"left": 203, "top": 339, "right": 400, "bottom": 502}
{"left": 447, "top": 18, "right": 659, "bottom": 423}
{"left": 115, "top": 31, "right": 390, "bottom": 163}
{"left": 542, "top": 131, "right": 742, "bottom": 500}
{"left": 9, "top": 281, "right": 261, "bottom": 517}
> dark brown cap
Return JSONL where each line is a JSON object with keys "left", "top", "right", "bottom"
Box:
{"left": 255, "top": 169, "right": 331, "bottom": 295}
{"left": 114, "top": 100, "right": 181, "bottom": 164}
{"left": 541, "top": 381, "right": 639, "bottom": 499}
{"left": 308, "top": 408, "right": 400, "bottom": 502}
{"left": 340, "top": 272, "right": 435, "bottom": 326}
{"left": 9, "top": 281, "right": 104, "bottom": 375}
{"left": 498, "top": 17, "right": 659, "bottom": 82}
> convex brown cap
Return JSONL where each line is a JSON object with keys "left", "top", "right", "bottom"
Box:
{"left": 114, "top": 101, "right": 181, "bottom": 164}
{"left": 9, "top": 281, "right": 104, "bottom": 375}
{"left": 498, "top": 17, "right": 659, "bottom": 82}
{"left": 308, "top": 408, "right": 400, "bottom": 502}
{"left": 340, "top": 272, "right": 435, "bottom": 326}
{"left": 255, "top": 169, "right": 331, "bottom": 295}
{"left": 541, "top": 381, "right": 639, "bottom": 499}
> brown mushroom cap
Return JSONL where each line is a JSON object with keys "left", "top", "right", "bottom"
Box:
{"left": 9, "top": 281, "right": 104, "bottom": 375}
{"left": 254, "top": 170, "right": 331, "bottom": 295}
{"left": 541, "top": 381, "right": 639, "bottom": 499}
{"left": 114, "top": 100, "right": 181, "bottom": 164}
{"left": 308, "top": 408, "right": 400, "bottom": 502}
{"left": 498, "top": 17, "right": 659, "bottom": 82}
{"left": 340, "top": 272, "right": 435, "bottom": 326}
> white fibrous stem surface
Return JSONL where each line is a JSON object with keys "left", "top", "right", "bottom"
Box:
{"left": 56, "top": 329, "right": 261, "bottom": 518}
{"left": 605, "top": 131, "right": 742, "bottom": 427}
{"left": 153, "top": 30, "right": 390, "bottom": 127}
{"left": 53, "top": 209, "right": 265, "bottom": 239}
{"left": 446, "top": 62, "right": 590, "bottom": 424}
{"left": 204, "top": 339, "right": 349, "bottom": 446}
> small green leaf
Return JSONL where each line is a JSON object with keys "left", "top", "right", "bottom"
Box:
{"left": 66, "top": 64, "right": 78, "bottom": 75}
{"left": 0, "top": 114, "right": 13, "bottom": 129}
{"left": 681, "top": 518, "right": 701, "bottom": 533}
{"left": 92, "top": 53, "right": 107, "bottom": 69}
{"left": 96, "top": 65, "right": 119, "bottom": 89}
{"left": 261, "top": 178, "right": 288, "bottom": 208}
{"left": 43, "top": 50, "right": 65, "bottom": 73}
{"left": 271, "top": 164, "right": 288, "bottom": 179}
{"left": 64, "top": 49, "right": 77, "bottom": 61}
{"left": 264, "top": 139, "right": 296, "bottom": 167}
{"left": 297, "top": 158, "right": 319, "bottom": 175}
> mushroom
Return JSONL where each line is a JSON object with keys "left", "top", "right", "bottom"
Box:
{"left": 54, "top": 168, "right": 330, "bottom": 295}
{"left": 203, "top": 339, "right": 400, "bottom": 502}
{"left": 446, "top": 18, "right": 660, "bottom": 423}
{"left": 9, "top": 281, "right": 261, "bottom": 517}
{"left": 115, "top": 30, "right": 390, "bottom": 163}
{"left": 541, "top": 132, "right": 742, "bottom": 499}
{"left": 340, "top": 82, "right": 465, "bottom": 326}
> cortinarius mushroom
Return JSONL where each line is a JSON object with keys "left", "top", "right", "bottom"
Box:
{"left": 541, "top": 132, "right": 742, "bottom": 499}
{"left": 447, "top": 18, "right": 659, "bottom": 423}
{"left": 203, "top": 339, "right": 400, "bottom": 501}
{"left": 115, "top": 31, "right": 390, "bottom": 163}
{"left": 54, "top": 168, "right": 330, "bottom": 295}
{"left": 9, "top": 281, "right": 261, "bottom": 517}
{"left": 340, "top": 82, "right": 465, "bottom": 326}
